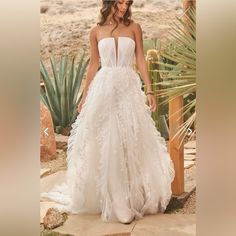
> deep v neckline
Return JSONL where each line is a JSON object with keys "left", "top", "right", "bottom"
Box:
{"left": 113, "top": 37, "right": 119, "bottom": 67}
{"left": 98, "top": 37, "right": 135, "bottom": 66}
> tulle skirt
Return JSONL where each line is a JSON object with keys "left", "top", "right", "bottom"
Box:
{"left": 41, "top": 66, "right": 175, "bottom": 222}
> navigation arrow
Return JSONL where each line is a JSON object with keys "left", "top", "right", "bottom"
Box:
{"left": 44, "top": 128, "right": 48, "bottom": 136}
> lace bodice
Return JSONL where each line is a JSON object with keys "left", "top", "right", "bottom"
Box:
{"left": 98, "top": 37, "right": 135, "bottom": 68}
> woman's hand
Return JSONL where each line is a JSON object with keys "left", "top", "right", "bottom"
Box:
{"left": 147, "top": 94, "right": 156, "bottom": 112}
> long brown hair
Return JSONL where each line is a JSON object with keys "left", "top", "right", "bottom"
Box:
{"left": 97, "top": 0, "right": 133, "bottom": 35}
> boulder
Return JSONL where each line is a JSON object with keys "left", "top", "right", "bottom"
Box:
{"left": 43, "top": 208, "right": 67, "bottom": 230}
{"left": 40, "top": 101, "right": 57, "bottom": 162}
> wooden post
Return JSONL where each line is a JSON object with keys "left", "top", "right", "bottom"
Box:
{"left": 183, "top": 0, "right": 196, "bottom": 10}
{"left": 169, "top": 97, "right": 184, "bottom": 195}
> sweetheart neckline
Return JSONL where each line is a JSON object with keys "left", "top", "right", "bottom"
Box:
{"left": 98, "top": 36, "right": 135, "bottom": 45}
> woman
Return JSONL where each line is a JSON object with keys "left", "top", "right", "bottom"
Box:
{"left": 41, "top": 0, "right": 175, "bottom": 224}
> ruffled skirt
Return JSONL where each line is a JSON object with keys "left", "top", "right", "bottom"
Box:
{"left": 41, "top": 66, "right": 175, "bottom": 222}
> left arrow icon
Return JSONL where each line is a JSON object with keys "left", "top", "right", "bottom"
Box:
{"left": 44, "top": 128, "right": 48, "bottom": 136}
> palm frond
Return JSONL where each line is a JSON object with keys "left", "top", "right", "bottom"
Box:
{"left": 155, "top": 6, "right": 196, "bottom": 141}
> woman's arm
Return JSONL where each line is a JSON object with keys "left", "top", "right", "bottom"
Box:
{"left": 133, "top": 23, "right": 156, "bottom": 112}
{"left": 81, "top": 26, "right": 100, "bottom": 99}
{"left": 133, "top": 23, "right": 152, "bottom": 92}
{"left": 78, "top": 26, "right": 100, "bottom": 112}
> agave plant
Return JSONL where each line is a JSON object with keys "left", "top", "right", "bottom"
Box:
{"left": 153, "top": 7, "right": 196, "bottom": 144}
{"left": 40, "top": 53, "right": 89, "bottom": 134}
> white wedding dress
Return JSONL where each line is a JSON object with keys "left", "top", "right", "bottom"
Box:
{"left": 41, "top": 36, "right": 175, "bottom": 223}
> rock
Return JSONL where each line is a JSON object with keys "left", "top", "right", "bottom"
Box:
{"left": 40, "top": 102, "right": 57, "bottom": 162}
{"left": 55, "top": 134, "right": 69, "bottom": 150}
{"left": 56, "top": 0, "right": 63, "bottom": 6}
{"left": 42, "top": 232, "right": 73, "bottom": 236}
{"left": 56, "top": 142, "right": 67, "bottom": 151}
{"left": 184, "top": 148, "right": 196, "bottom": 155}
{"left": 184, "top": 160, "right": 195, "bottom": 169}
{"left": 56, "top": 149, "right": 64, "bottom": 155}
{"left": 133, "top": 0, "right": 146, "bottom": 8}
{"left": 40, "top": 5, "right": 50, "bottom": 14}
{"left": 184, "top": 140, "right": 196, "bottom": 149}
{"left": 55, "top": 134, "right": 69, "bottom": 143}
{"left": 184, "top": 154, "right": 196, "bottom": 161}
{"left": 40, "top": 168, "right": 51, "bottom": 178}
{"left": 40, "top": 202, "right": 57, "bottom": 224}
{"left": 43, "top": 208, "right": 67, "bottom": 230}
{"left": 40, "top": 223, "right": 44, "bottom": 232}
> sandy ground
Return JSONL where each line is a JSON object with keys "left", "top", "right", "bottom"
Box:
{"left": 40, "top": 0, "right": 183, "bottom": 66}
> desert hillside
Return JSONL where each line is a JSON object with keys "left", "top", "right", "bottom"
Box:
{"left": 40, "top": 0, "right": 183, "bottom": 65}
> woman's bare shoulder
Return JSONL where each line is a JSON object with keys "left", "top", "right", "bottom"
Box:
{"left": 89, "top": 24, "right": 100, "bottom": 40}
{"left": 90, "top": 24, "right": 99, "bottom": 34}
{"left": 130, "top": 21, "right": 141, "bottom": 31}
{"left": 129, "top": 21, "right": 142, "bottom": 39}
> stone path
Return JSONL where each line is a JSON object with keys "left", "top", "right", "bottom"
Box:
{"left": 184, "top": 140, "right": 196, "bottom": 169}
{"left": 42, "top": 214, "right": 195, "bottom": 236}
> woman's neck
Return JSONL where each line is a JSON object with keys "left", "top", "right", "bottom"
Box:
{"left": 106, "top": 14, "right": 123, "bottom": 25}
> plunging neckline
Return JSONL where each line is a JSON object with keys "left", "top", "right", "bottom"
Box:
{"left": 98, "top": 37, "right": 135, "bottom": 66}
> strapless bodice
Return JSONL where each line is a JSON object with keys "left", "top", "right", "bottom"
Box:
{"left": 98, "top": 37, "right": 135, "bottom": 68}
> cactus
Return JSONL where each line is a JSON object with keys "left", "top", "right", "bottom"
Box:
{"left": 145, "top": 49, "right": 169, "bottom": 139}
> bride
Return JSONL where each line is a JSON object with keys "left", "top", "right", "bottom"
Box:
{"left": 41, "top": 0, "right": 175, "bottom": 224}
